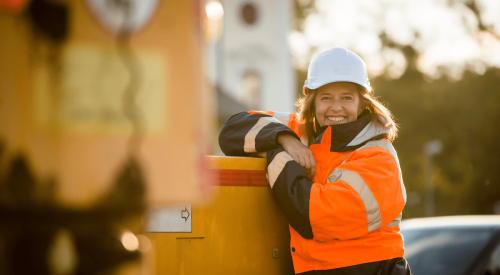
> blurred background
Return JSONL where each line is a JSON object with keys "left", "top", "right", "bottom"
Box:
{"left": 0, "top": 0, "right": 499, "bottom": 274}
{"left": 213, "top": 0, "right": 500, "bottom": 218}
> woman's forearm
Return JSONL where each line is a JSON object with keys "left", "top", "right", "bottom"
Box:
{"left": 218, "top": 111, "right": 298, "bottom": 156}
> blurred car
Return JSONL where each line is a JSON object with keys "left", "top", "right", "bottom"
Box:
{"left": 401, "top": 215, "right": 500, "bottom": 275}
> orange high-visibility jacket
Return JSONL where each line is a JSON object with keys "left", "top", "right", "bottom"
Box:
{"left": 219, "top": 111, "right": 407, "bottom": 274}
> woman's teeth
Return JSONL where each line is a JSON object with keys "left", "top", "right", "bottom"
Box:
{"left": 328, "top": 117, "right": 345, "bottom": 122}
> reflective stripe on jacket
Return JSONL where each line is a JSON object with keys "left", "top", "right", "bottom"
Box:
{"left": 219, "top": 111, "right": 304, "bottom": 156}
{"left": 219, "top": 111, "right": 407, "bottom": 274}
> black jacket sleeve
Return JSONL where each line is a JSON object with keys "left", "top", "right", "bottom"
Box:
{"left": 266, "top": 148, "right": 314, "bottom": 239}
{"left": 218, "top": 112, "right": 299, "bottom": 156}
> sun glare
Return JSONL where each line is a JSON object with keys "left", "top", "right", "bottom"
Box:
{"left": 294, "top": 0, "right": 500, "bottom": 79}
{"left": 206, "top": 1, "right": 224, "bottom": 21}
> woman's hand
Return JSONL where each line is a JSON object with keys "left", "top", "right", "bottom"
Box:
{"left": 277, "top": 133, "right": 316, "bottom": 179}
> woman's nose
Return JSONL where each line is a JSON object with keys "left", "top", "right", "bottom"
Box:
{"left": 329, "top": 101, "right": 342, "bottom": 111}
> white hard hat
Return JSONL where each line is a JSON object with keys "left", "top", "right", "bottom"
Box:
{"left": 303, "top": 47, "right": 371, "bottom": 95}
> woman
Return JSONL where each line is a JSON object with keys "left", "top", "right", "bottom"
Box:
{"left": 219, "top": 47, "right": 411, "bottom": 274}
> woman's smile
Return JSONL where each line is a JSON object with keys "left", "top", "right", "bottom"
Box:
{"left": 327, "top": 116, "right": 347, "bottom": 123}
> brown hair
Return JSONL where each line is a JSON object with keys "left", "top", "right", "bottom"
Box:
{"left": 296, "top": 84, "right": 398, "bottom": 146}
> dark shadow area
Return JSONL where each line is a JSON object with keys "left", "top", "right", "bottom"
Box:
{"left": 0, "top": 147, "right": 146, "bottom": 275}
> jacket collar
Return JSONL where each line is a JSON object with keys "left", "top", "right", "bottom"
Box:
{"left": 311, "top": 111, "right": 389, "bottom": 152}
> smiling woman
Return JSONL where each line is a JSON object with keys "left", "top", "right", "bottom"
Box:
{"left": 297, "top": 48, "right": 397, "bottom": 146}
{"left": 218, "top": 47, "right": 410, "bottom": 274}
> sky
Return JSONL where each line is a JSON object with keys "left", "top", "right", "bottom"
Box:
{"left": 289, "top": 0, "right": 500, "bottom": 79}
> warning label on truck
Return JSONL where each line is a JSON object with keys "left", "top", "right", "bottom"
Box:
{"left": 147, "top": 204, "right": 192, "bottom": 233}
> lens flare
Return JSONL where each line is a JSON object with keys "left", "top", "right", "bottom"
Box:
{"left": 121, "top": 231, "right": 139, "bottom": 251}
{"left": 137, "top": 234, "right": 152, "bottom": 252}
{"left": 206, "top": 1, "right": 224, "bottom": 21}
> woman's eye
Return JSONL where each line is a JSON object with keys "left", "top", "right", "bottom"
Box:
{"left": 343, "top": 96, "right": 352, "bottom": 100}
{"left": 322, "top": 97, "right": 331, "bottom": 100}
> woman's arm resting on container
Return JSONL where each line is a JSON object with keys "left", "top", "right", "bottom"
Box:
{"left": 266, "top": 146, "right": 405, "bottom": 241}
{"left": 219, "top": 111, "right": 316, "bottom": 178}
{"left": 219, "top": 111, "right": 299, "bottom": 156}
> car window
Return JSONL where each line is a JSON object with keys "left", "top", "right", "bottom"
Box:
{"left": 401, "top": 227, "right": 496, "bottom": 275}
{"left": 485, "top": 240, "right": 500, "bottom": 275}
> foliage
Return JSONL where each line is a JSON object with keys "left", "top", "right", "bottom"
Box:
{"left": 293, "top": 0, "right": 316, "bottom": 32}
{"left": 373, "top": 67, "right": 500, "bottom": 217}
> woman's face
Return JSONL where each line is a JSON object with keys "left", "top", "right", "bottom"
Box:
{"left": 314, "top": 82, "right": 362, "bottom": 127}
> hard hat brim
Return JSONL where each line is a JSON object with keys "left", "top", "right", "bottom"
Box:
{"left": 303, "top": 79, "right": 371, "bottom": 96}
